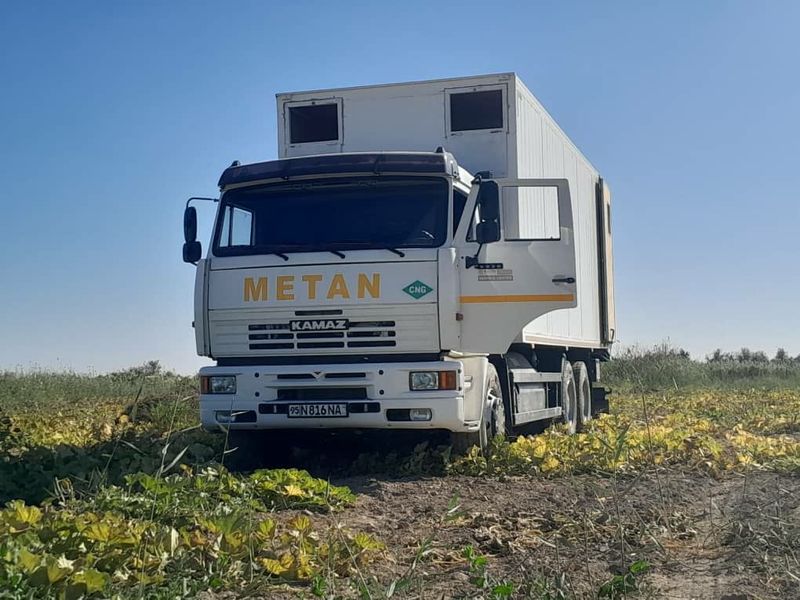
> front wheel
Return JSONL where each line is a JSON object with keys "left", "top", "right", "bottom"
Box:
{"left": 450, "top": 364, "right": 505, "bottom": 455}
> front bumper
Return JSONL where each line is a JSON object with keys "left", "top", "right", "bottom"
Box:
{"left": 199, "top": 360, "right": 477, "bottom": 433}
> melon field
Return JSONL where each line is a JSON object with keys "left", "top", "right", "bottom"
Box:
{"left": 1, "top": 350, "right": 799, "bottom": 599}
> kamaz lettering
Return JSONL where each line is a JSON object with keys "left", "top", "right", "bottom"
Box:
{"left": 243, "top": 273, "right": 380, "bottom": 302}
{"left": 289, "top": 319, "right": 349, "bottom": 332}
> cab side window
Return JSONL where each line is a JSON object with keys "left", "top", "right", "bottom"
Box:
{"left": 466, "top": 203, "right": 480, "bottom": 242}
{"left": 453, "top": 186, "right": 488, "bottom": 241}
{"left": 219, "top": 205, "right": 254, "bottom": 247}
{"left": 453, "top": 189, "right": 468, "bottom": 236}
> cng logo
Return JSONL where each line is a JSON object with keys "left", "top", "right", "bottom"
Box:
{"left": 403, "top": 280, "right": 433, "bottom": 300}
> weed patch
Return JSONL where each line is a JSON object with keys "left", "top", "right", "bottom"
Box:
{"left": 453, "top": 390, "right": 800, "bottom": 477}
{"left": 0, "top": 467, "right": 376, "bottom": 598}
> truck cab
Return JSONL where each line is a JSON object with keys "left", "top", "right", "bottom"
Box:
{"left": 183, "top": 74, "right": 614, "bottom": 453}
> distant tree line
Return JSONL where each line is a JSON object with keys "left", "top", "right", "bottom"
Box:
{"left": 605, "top": 343, "right": 800, "bottom": 390}
{"left": 706, "top": 347, "right": 797, "bottom": 364}
{"left": 614, "top": 343, "right": 799, "bottom": 364}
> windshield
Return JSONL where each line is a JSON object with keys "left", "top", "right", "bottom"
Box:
{"left": 213, "top": 176, "right": 449, "bottom": 256}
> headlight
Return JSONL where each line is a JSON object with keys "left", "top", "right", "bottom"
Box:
{"left": 200, "top": 375, "right": 236, "bottom": 394}
{"left": 410, "top": 371, "right": 438, "bottom": 390}
{"left": 409, "top": 371, "right": 457, "bottom": 391}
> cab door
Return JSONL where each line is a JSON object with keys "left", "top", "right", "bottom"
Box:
{"left": 455, "top": 178, "right": 577, "bottom": 353}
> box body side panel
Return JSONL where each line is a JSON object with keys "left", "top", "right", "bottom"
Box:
{"left": 513, "top": 79, "right": 604, "bottom": 348}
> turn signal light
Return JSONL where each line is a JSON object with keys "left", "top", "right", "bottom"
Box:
{"left": 439, "top": 370, "right": 457, "bottom": 390}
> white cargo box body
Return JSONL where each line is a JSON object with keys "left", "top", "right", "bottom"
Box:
{"left": 276, "top": 74, "right": 615, "bottom": 349}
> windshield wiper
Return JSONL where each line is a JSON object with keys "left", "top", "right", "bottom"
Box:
{"left": 256, "top": 243, "right": 405, "bottom": 259}
{"left": 263, "top": 244, "right": 346, "bottom": 259}
{"left": 331, "top": 241, "right": 406, "bottom": 257}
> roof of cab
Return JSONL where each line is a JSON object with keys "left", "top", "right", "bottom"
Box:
{"left": 218, "top": 151, "right": 459, "bottom": 189}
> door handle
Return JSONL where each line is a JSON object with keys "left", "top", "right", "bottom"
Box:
{"left": 552, "top": 277, "right": 575, "bottom": 284}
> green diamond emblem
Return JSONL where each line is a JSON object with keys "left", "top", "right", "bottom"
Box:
{"left": 403, "top": 280, "right": 433, "bottom": 300}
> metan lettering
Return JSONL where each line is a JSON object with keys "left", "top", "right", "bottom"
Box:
{"left": 243, "top": 277, "right": 268, "bottom": 302}
{"left": 242, "top": 273, "right": 382, "bottom": 302}
{"left": 276, "top": 275, "right": 294, "bottom": 300}
{"left": 357, "top": 273, "right": 380, "bottom": 299}
{"left": 302, "top": 274, "right": 323, "bottom": 299}
{"left": 326, "top": 273, "right": 350, "bottom": 300}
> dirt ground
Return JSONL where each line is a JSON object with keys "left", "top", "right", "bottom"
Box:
{"left": 203, "top": 429, "right": 800, "bottom": 599}
{"left": 316, "top": 470, "right": 800, "bottom": 599}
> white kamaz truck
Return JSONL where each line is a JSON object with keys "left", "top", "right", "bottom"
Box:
{"left": 183, "top": 73, "right": 615, "bottom": 453}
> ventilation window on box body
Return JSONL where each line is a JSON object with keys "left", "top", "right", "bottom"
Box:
{"left": 450, "top": 90, "right": 504, "bottom": 132}
{"left": 289, "top": 104, "right": 339, "bottom": 144}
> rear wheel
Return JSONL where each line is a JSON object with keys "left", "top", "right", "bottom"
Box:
{"left": 451, "top": 364, "right": 505, "bottom": 455}
{"left": 573, "top": 361, "right": 592, "bottom": 431}
{"left": 559, "top": 360, "right": 578, "bottom": 435}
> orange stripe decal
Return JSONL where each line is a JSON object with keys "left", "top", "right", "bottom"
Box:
{"left": 460, "top": 294, "right": 575, "bottom": 304}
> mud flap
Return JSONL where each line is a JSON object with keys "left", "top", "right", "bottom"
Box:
{"left": 591, "top": 386, "right": 610, "bottom": 415}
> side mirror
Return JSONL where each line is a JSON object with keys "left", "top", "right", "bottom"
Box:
{"left": 475, "top": 220, "right": 501, "bottom": 244}
{"left": 184, "top": 206, "right": 198, "bottom": 243}
{"left": 183, "top": 241, "right": 202, "bottom": 263}
{"left": 476, "top": 181, "right": 500, "bottom": 221}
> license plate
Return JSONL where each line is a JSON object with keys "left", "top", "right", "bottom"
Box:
{"left": 287, "top": 403, "right": 348, "bottom": 418}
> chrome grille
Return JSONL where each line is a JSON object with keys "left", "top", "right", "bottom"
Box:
{"left": 248, "top": 320, "right": 397, "bottom": 350}
{"left": 209, "top": 304, "right": 439, "bottom": 356}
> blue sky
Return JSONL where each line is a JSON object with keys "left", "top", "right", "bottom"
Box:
{"left": 1, "top": 1, "right": 798, "bottom": 373}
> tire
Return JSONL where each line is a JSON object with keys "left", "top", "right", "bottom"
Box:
{"left": 451, "top": 364, "right": 505, "bottom": 455}
{"left": 573, "top": 361, "right": 592, "bottom": 431}
{"left": 559, "top": 360, "right": 578, "bottom": 435}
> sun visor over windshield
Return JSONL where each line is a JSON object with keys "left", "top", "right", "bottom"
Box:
{"left": 218, "top": 152, "right": 459, "bottom": 189}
